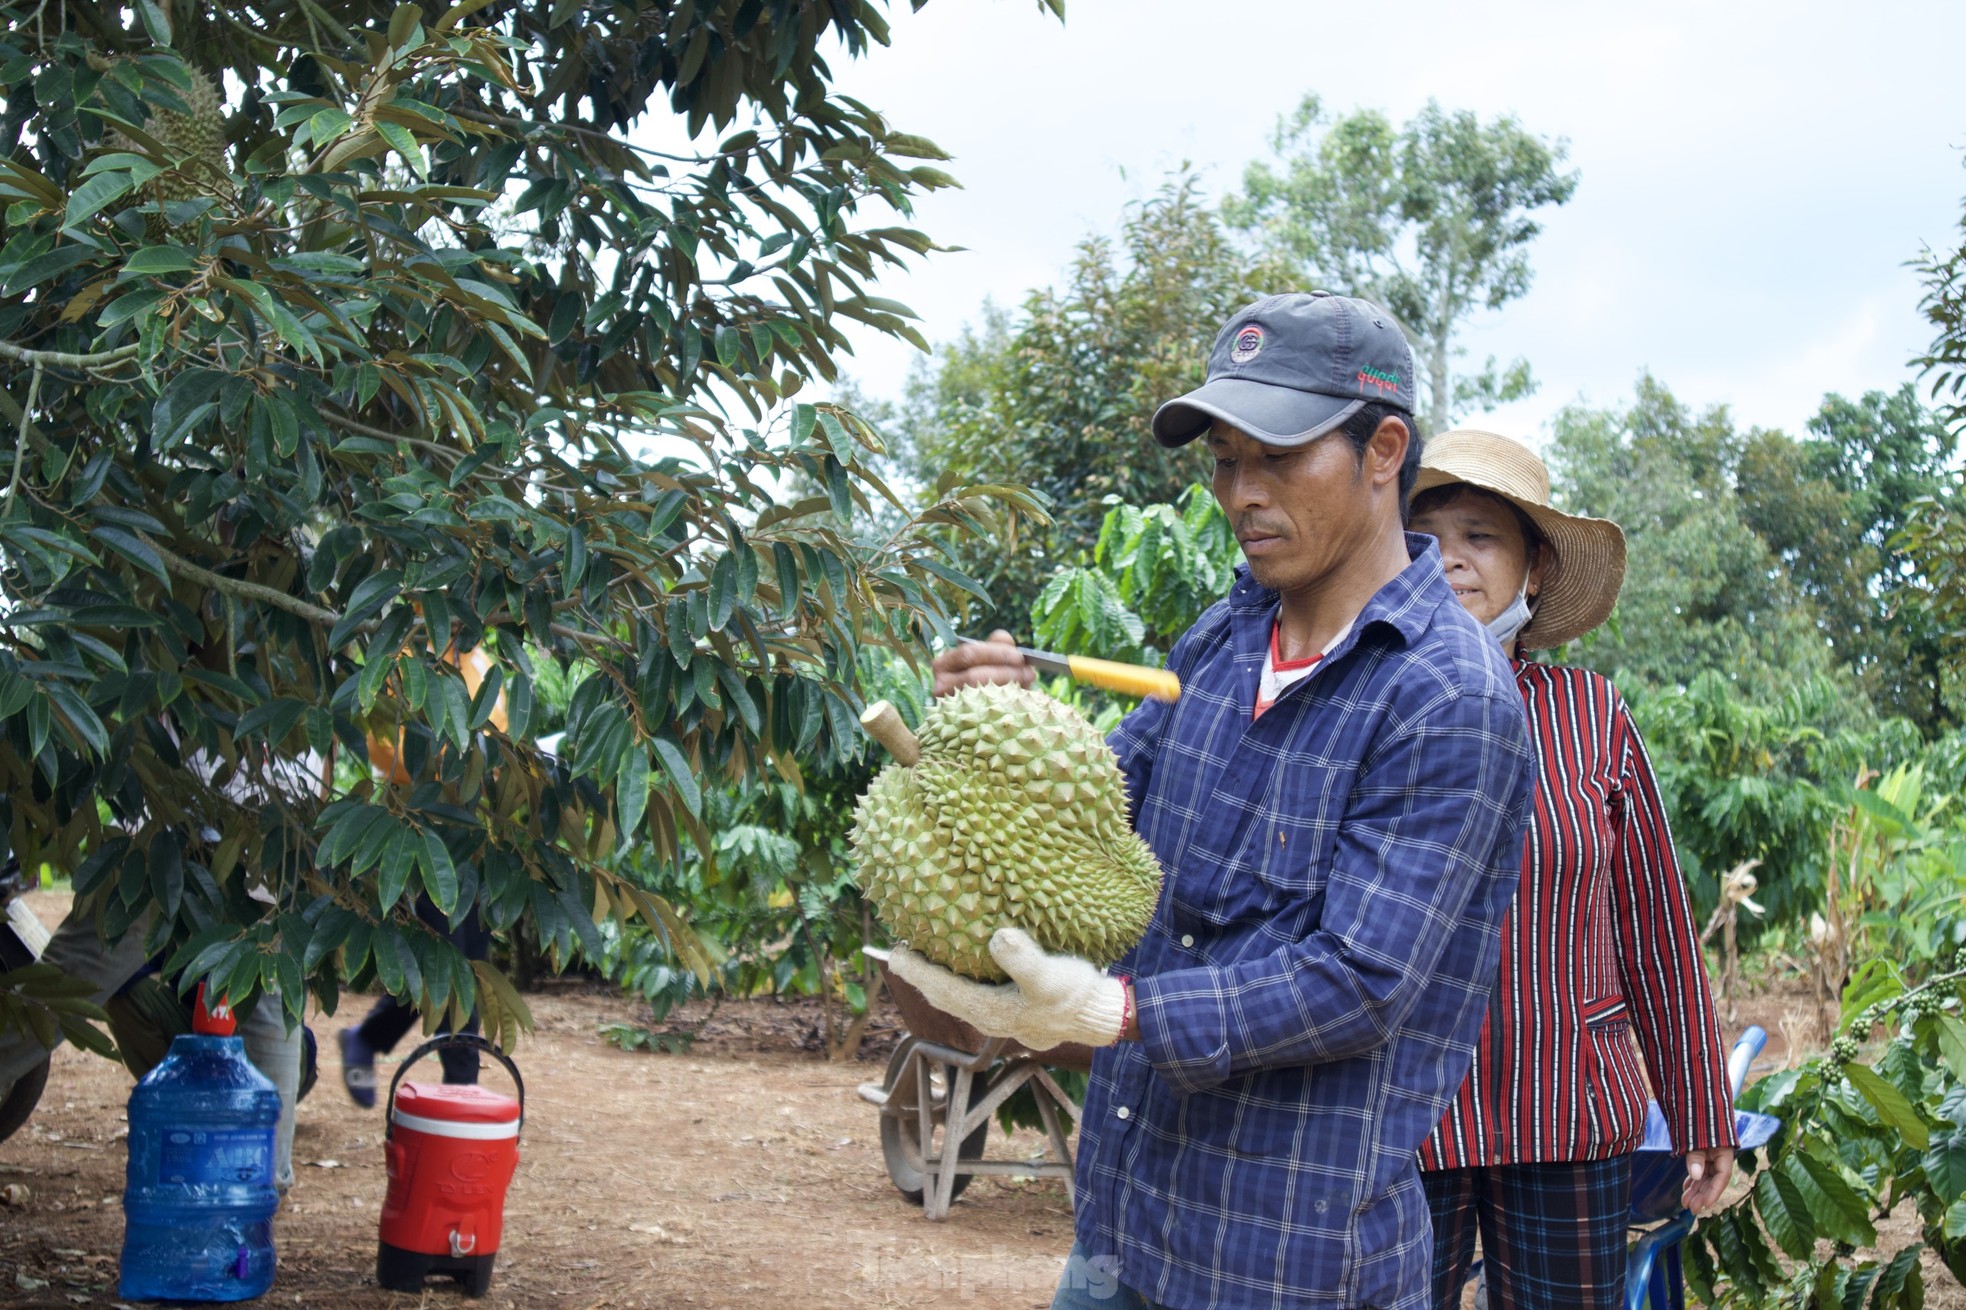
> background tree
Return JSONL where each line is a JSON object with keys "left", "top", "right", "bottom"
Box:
{"left": 1900, "top": 164, "right": 1966, "bottom": 724}
{"left": 1225, "top": 95, "right": 1578, "bottom": 432}
{"left": 1913, "top": 157, "right": 1966, "bottom": 438}
{"left": 1737, "top": 385, "right": 1958, "bottom": 734}
{"left": 898, "top": 173, "right": 1269, "bottom": 631}
{"left": 1543, "top": 375, "right": 1845, "bottom": 701}
{"left": 0, "top": 0, "right": 1052, "bottom": 1046}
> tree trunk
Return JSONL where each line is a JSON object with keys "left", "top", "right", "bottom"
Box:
{"left": 1427, "top": 333, "right": 1451, "bottom": 435}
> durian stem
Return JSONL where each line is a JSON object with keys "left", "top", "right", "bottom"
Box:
{"left": 859, "top": 700, "right": 919, "bottom": 765}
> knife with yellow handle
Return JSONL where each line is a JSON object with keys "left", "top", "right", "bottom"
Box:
{"left": 959, "top": 636, "right": 1181, "bottom": 703}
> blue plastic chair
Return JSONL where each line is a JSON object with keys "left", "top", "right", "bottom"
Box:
{"left": 1624, "top": 1026, "right": 1782, "bottom": 1310}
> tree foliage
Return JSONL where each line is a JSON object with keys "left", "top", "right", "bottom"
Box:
{"left": 1225, "top": 95, "right": 1577, "bottom": 432}
{"left": 899, "top": 174, "right": 1267, "bottom": 632}
{"left": 1737, "top": 386, "right": 1958, "bottom": 734}
{"left": 1694, "top": 908, "right": 1966, "bottom": 1306}
{"left": 1546, "top": 374, "right": 1851, "bottom": 701}
{"left": 1031, "top": 484, "right": 1235, "bottom": 670}
{"left": 1914, "top": 159, "right": 1966, "bottom": 440}
{"left": 1902, "top": 168, "right": 1966, "bottom": 727}
{"left": 0, "top": 0, "right": 1051, "bottom": 1042}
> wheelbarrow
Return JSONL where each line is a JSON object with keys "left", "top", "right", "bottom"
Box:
{"left": 857, "top": 947, "right": 1094, "bottom": 1220}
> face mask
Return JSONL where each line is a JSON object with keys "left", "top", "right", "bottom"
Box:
{"left": 1485, "top": 575, "right": 1533, "bottom": 649}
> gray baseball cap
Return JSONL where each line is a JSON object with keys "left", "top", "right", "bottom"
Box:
{"left": 1151, "top": 292, "right": 1419, "bottom": 448}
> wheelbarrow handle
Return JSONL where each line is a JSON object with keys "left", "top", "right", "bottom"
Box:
{"left": 384, "top": 1032, "right": 525, "bottom": 1140}
{"left": 1727, "top": 1026, "right": 1767, "bottom": 1101}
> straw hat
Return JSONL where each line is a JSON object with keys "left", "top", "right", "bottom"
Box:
{"left": 1410, "top": 429, "right": 1627, "bottom": 651}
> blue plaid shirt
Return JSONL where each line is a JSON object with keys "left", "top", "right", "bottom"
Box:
{"left": 1075, "top": 534, "right": 1536, "bottom": 1310}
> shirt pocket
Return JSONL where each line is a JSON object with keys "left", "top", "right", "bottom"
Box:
{"left": 1242, "top": 758, "right": 1343, "bottom": 932}
{"left": 1581, "top": 994, "right": 1649, "bottom": 1155}
{"left": 1167, "top": 853, "right": 1284, "bottom": 931}
{"left": 1167, "top": 1065, "right": 1317, "bottom": 1159}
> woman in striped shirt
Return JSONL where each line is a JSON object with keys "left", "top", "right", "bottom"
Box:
{"left": 1406, "top": 430, "right": 1739, "bottom": 1310}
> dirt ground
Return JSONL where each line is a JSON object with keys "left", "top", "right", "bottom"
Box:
{"left": 1, "top": 891, "right": 1076, "bottom": 1309}
{"left": 2, "top": 889, "right": 1962, "bottom": 1308}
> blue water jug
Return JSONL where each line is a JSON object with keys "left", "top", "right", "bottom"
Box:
{"left": 119, "top": 989, "right": 280, "bottom": 1301}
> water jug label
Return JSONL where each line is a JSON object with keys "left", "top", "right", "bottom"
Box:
{"left": 159, "top": 1129, "right": 272, "bottom": 1185}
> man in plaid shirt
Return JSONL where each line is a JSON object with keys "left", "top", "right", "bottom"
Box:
{"left": 894, "top": 292, "right": 1535, "bottom": 1309}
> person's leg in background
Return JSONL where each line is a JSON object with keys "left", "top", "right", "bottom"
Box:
{"left": 0, "top": 909, "right": 154, "bottom": 1098}
{"left": 237, "top": 994, "right": 301, "bottom": 1194}
{"left": 340, "top": 898, "right": 493, "bottom": 1104}
{"left": 1421, "top": 1166, "right": 1484, "bottom": 1309}
{"left": 431, "top": 902, "right": 490, "bottom": 1084}
{"left": 1473, "top": 1156, "right": 1634, "bottom": 1310}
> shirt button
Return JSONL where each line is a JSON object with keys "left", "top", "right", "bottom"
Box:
{"left": 1180, "top": 934, "right": 1195, "bottom": 948}
{"left": 1115, "top": 1106, "right": 1131, "bottom": 1121}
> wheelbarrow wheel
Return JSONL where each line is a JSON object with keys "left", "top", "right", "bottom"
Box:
{"left": 879, "top": 1041, "right": 993, "bottom": 1205}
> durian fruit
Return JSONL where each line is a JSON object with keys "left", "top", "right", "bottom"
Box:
{"left": 851, "top": 683, "right": 1162, "bottom": 981}
{"left": 106, "top": 68, "right": 231, "bottom": 235}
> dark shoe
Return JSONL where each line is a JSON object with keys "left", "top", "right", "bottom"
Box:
{"left": 338, "top": 1028, "right": 377, "bottom": 1109}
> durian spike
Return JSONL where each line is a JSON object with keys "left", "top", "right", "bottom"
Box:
{"left": 860, "top": 700, "right": 919, "bottom": 765}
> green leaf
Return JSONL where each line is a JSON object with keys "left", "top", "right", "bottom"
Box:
{"left": 235, "top": 696, "right": 307, "bottom": 745}
{"left": 816, "top": 410, "right": 855, "bottom": 462}
{"left": 1870, "top": 1244, "right": 1923, "bottom": 1310}
{"left": 650, "top": 738, "right": 701, "bottom": 818}
{"left": 375, "top": 121, "right": 427, "bottom": 179}
{"left": 86, "top": 525, "right": 170, "bottom": 587}
{"left": 63, "top": 172, "right": 133, "bottom": 229}
{"left": 378, "top": 830, "right": 415, "bottom": 912}
{"left": 331, "top": 570, "right": 403, "bottom": 648}
{"left": 714, "top": 323, "right": 742, "bottom": 369}
{"left": 134, "top": 0, "right": 173, "bottom": 44}
{"left": 617, "top": 747, "right": 649, "bottom": 847}
{"left": 1846, "top": 1062, "right": 1930, "bottom": 1148}
{"left": 122, "top": 245, "right": 196, "bottom": 276}
{"left": 1753, "top": 1166, "right": 1816, "bottom": 1260}
{"left": 419, "top": 829, "right": 458, "bottom": 915}
{"left": 1936, "top": 1012, "right": 1966, "bottom": 1077}
{"left": 1925, "top": 1128, "right": 1966, "bottom": 1205}
{"left": 507, "top": 670, "right": 534, "bottom": 741}
{"left": 3, "top": 244, "right": 98, "bottom": 295}
{"left": 42, "top": 682, "right": 107, "bottom": 757}
{"left": 1785, "top": 1146, "right": 1878, "bottom": 1247}
{"left": 306, "top": 108, "right": 354, "bottom": 148}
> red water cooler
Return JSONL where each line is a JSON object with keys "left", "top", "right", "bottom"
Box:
{"left": 376, "top": 1035, "right": 523, "bottom": 1298}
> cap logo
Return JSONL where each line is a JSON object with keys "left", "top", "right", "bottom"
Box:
{"left": 1229, "top": 325, "right": 1264, "bottom": 365}
{"left": 1356, "top": 365, "right": 1400, "bottom": 396}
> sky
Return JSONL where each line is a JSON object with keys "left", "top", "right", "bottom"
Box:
{"left": 783, "top": 0, "right": 1966, "bottom": 448}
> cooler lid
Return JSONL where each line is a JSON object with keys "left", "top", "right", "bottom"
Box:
{"left": 394, "top": 1080, "right": 521, "bottom": 1125}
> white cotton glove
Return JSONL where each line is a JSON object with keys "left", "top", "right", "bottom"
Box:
{"left": 887, "top": 928, "right": 1130, "bottom": 1051}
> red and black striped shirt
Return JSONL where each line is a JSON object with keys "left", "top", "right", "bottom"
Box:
{"left": 1419, "top": 661, "right": 1738, "bottom": 1168}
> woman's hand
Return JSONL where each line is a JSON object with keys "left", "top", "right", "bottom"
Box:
{"left": 930, "top": 628, "right": 1033, "bottom": 698}
{"left": 1682, "top": 1145, "right": 1736, "bottom": 1213}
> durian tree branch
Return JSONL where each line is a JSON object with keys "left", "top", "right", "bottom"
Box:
{"left": 0, "top": 340, "right": 140, "bottom": 370}
{"left": 139, "top": 536, "right": 619, "bottom": 654}
{"left": 319, "top": 408, "right": 463, "bottom": 464}
{"left": 4, "top": 364, "right": 41, "bottom": 509}
{"left": 141, "top": 535, "right": 348, "bottom": 630}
